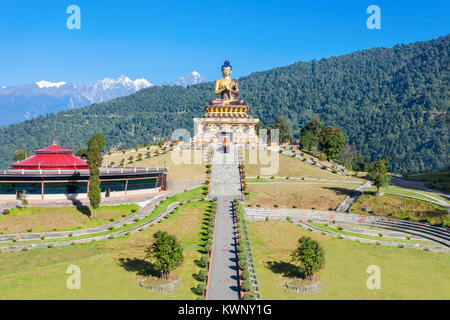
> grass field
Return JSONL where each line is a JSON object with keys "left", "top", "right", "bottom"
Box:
{"left": 243, "top": 150, "right": 363, "bottom": 182}
{"left": 310, "top": 223, "right": 434, "bottom": 245}
{"left": 245, "top": 183, "right": 357, "bottom": 210}
{"left": 247, "top": 220, "right": 450, "bottom": 299}
{"left": 103, "top": 148, "right": 207, "bottom": 183}
{"left": 405, "top": 170, "right": 450, "bottom": 193}
{"left": 0, "top": 204, "right": 139, "bottom": 234}
{"left": 0, "top": 200, "right": 208, "bottom": 299}
{"left": 351, "top": 193, "right": 449, "bottom": 226}
{"left": 381, "top": 185, "right": 450, "bottom": 204}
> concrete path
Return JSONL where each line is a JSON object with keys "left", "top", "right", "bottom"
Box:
{"left": 336, "top": 181, "right": 373, "bottom": 213}
{"left": 207, "top": 196, "right": 240, "bottom": 300}
{"left": 208, "top": 144, "right": 242, "bottom": 200}
{"left": 207, "top": 145, "right": 241, "bottom": 300}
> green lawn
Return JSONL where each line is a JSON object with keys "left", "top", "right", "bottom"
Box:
{"left": 405, "top": 170, "right": 450, "bottom": 193}
{"left": 0, "top": 204, "right": 140, "bottom": 234}
{"left": 0, "top": 187, "right": 205, "bottom": 247}
{"left": 350, "top": 193, "right": 449, "bottom": 227}
{"left": 247, "top": 220, "right": 450, "bottom": 300}
{"left": 310, "top": 223, "right": 434, "bottom": 245}
{"left": 0, "top": 200, "right": 209, "bottom": 299}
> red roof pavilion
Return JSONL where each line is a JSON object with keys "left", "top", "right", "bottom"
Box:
{"left": 11, "top": 144, "right": 89, "bottom": 170}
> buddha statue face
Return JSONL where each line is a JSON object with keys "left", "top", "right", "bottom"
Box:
{"left": 222, "top": 66, "right": 232, "bottom": 78}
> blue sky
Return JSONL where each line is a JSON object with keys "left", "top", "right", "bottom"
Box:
{"left": 0, "top": 0, "right": 449, "bottom": 86}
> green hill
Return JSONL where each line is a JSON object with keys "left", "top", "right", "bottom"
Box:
{"left": 0, "top": 35, "right": 448, "bottom": 173}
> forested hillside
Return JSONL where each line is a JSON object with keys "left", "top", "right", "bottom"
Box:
{"left": 0, "top": 35, "right": 448, "bottom": 173}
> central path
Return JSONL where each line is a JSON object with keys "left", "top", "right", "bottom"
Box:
{"left": 207, "top": 145, "right": 241, "bottom": 300}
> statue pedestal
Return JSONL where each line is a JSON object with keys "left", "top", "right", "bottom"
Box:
{"left": 192, "top": 109, "right": 260, "bottom": 146}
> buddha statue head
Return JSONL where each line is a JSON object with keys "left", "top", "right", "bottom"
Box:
{"left": 222, "top": 60, "right": 232, "bottom": 78}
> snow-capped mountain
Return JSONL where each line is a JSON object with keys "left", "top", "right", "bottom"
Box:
{"left": 170, "top": 71, "right": 206, "bottom": 87}
{"left": 0, "top": 71, "right": 205, "bottom": 126}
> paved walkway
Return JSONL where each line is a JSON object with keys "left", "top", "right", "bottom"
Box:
{"left": 207, "top": 145, "right": 241, "bottom": 300}
{"left": 0, "top": 192, "right": 173, "bottom": 243}
{"left": 336, "top": 181, "right": 373, "bottom": 213}
{"left": 208, "top": 145, "right": 242, "bottom": 200}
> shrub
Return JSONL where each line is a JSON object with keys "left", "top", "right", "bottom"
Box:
{"left": 378, "top": 233, "right": 383, "bottom": 237}
{"left": 12, "top": 237, "right": 17, "bottom": 242}
{"left": 397, "top": 244, "right": 404, "bottom": 248}
{"left": 293, "top": 205, "right": 298, "bottom": 208}
{"left": 265, "top": 216, "right": 269, "bottom": 222}
{"left": 48, "top": 244, "right": 54, "bottom": 248}
{"left": 131, "top": 208, "right": 137, "bottom": 213}
{"left": 274, "top": 204, "right": 279, "bottom": 208}
{"left": 3, "top": 209, "right": 9, "bottom": 215}
{"left": 241, "top": 270, "right": 250, "bottom": 281}
{"left": 238, "top": 260, "right": 248, "bottom": 271}
{"left": 336, "top": 225, "right": 343, "bottom": 230}
{"left": 199, "top": 255, "right": 209, "bottom": 268}
{"left": 197, "top": 269, "right": 208, "bottom": 282}
{"left": 242, "top": 292, "right": 256, "bottom": 300}
{"left": 196, "top": 283, "right": 206, "bottom": 295}
{"left": 204, "top": 244, "right": 212, "bottom": 254}
{"left": 22, "top": 247, "right": 29, "bottom": 251}
{"left": 68, "top": 233, "right": 73, "bottom": 237}
{"left": 238, "top": 252, "right": 248, "bottom": 262}
{"left": 109, "top": 218, "right": 115, "bottom": 222}
{"left": 27, "top": 228, "right": 32, "bottom": 233}
{"left": 256, "top": 204, "right": 261, "bottom": 208}
{"left": 241, "top": 280, "right": 253, "bottom": 292}
{"left": 108, "top": 226, "right": 115, "bottom": 230}
{"left": 405, "top": 235, "right": 411, "bottom": 240}
{"left": 40, "top": 235, "right": 46, "bottom": 240}
{"left": 134, "top": 217, "right": 140, "bottom": 222}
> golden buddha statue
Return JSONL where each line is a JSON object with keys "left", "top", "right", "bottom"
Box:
{"left": 209, "top": 60, "right": 245, "bottom": 106}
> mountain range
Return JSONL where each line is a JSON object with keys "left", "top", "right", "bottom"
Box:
{"left": 0, "top": 71, "right": 205, "bottom": 125}
{"left": 0, "top": 35, "right": 447, "bottom": 173}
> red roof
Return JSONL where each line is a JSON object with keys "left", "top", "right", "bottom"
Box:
{"left": 12, "top": 144, "right": 88, "bottom": 170}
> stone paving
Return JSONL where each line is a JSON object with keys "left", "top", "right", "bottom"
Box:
{"left": 207, "top": 196, "right": 240, "bottom": 300}
{"left": 208, "top": 145, "right": 242, "bottom": 200}
{"left": 207, "top": 145, "right": 241, "bottom": 300}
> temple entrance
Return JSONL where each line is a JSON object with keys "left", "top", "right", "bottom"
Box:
{"left": 218, "top": 132, "right": 233, "bottom": 153}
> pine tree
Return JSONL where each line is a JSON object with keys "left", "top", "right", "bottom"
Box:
{"left": 87, "top": 133, "right": 104, "bottom": 218}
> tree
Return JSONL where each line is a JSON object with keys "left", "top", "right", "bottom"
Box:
{"left": 299, "top": 129, "right": 318, "bottom": 151}
{"left": 145, "top": 231, "right": 184, "bottom": 279}
{"left": 299, "top": 117, "right": 322, "bottom": 151}
{"left": 271, "top": 117, "right": 292, "bottom": 143}
{"left": 367, "top": 159, "right": 391, "bottom": 196}
{"left": 75, "top": 148, "right": 88, "bottom": 159}
{"left": 341, "top": 144, "right": 357, "bottom": 169}
{"left": 319, "top": 126, "right": 346, "bottom": 161}
{"left": 12, "top": 148, "right": 27, "bottom": 162}
{"left": 291, "top": 236, "right": 325, "bottom": 281}
{"left": 87, "top": 133, "right": 105, "bottom": 218}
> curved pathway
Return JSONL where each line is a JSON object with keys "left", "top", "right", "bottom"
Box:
{"left": 244, "top": 207, "right": 450, "bottom": 250}
{"left": 0, "top": 199, "right": 202, "bottom": 252}
{"left": 0, "top": 192, "right": 174, "bottom": 243}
